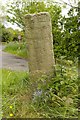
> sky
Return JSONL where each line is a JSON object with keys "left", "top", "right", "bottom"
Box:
{"left": 0, "top": 0, "right": 79, "bottom": 30}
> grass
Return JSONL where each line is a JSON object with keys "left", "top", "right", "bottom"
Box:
{"left": 2, "top": 69, "right": 31, "bottom": 118}
{"left": 4, "top": 42, "right": 28, "bottom": 59}
{"left": 2, "top": 59, "right": 78, "bottom": 118}
{"left": 0, "top": 69, "right": 2, "bottom": 119}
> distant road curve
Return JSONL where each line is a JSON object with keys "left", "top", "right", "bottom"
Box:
{"left": 0, "top": 44, "right": 29, "bottom": 71}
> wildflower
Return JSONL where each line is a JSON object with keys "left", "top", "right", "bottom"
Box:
{"left": 10, "top": 113, "right": 13, "bottom": 117}
{"left": 10, "top": 106, "right": 12, "bottom": 109}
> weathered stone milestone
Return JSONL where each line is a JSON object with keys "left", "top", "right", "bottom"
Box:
{"left": 25, "top": 12, "right": 55, "bottom": 76}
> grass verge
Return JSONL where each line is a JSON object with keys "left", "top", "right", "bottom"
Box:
{"left": 2, "top": 59, "right": 78, "bottom": 118}
{"left": 2, "top": 69, "right": 30, "bottom": 117}
{"left": 4, "top": 42, "right": 28, "bottom": 59}
{"left": 0, "top": 69, "right": 2, "bottom": 119}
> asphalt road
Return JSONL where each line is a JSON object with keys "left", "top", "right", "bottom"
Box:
{"left": 0, "top": 44, "right": 29, "bottom": 71}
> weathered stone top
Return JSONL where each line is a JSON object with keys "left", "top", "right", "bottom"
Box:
{"left": 25, "top": 12, "right": 51, "bottom": 24}
{"left": 25, "top": 12, "right": 50, "bottom": 19}
{"left": 25, "top": 12, "right": 51, "bottom": 30}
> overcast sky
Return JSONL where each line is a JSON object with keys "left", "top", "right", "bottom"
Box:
{"left": 0, "top": 0, "right": 79, "bottom": 30}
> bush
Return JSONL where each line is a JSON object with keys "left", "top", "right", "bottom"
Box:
{"left": 31, "top": 60, "right": 78, "bottom": 118}
{"left": 1, "top": 25, "right": 24, "bottom": 42}
{"left": 2, "top": 29, "right": 12, "bottom": 42}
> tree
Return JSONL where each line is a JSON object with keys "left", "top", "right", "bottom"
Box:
{"left": 1, "top": 24, "right": 23, "bottom": 42}
{"left": 6, "top": 0, "right": 47, "bottom": 30}
{"left": 60, "top": 0, "right": 79, "bottom": 61}
{"left": 6, "top": 0, "right": 62, "bottom": 29}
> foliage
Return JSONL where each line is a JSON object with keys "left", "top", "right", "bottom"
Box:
{"left": 4, "top": 41, "right": 27, "bottom": 59}
{"left": 31, "top": 59, "right": 78, "bottom": 118}
{"left": 2, "top": 59, "right": 78, "bottom": 118}
{"left": 2, "top": 28, "right": 13, "bottom": 42}
{"left": 60, "top": 7, "right": 79, "bottom": 61}
{"left": 1, "top": 24, "right": 24, "bottom": 42}
{"left": 6, "top": 0, "right": 62, "bottom": 37}
{"left": 1, "top": 0, "right": 79, "bottom": 118}
{"left": 7, "top": 1, "right": 47, "bottom": 30}
{"left": 6, "top": 0, "right": 79, "bottom": 61}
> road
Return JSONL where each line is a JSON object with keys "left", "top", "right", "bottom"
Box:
{"left": 0, "top": 44, "right": 29, "bottom": 71}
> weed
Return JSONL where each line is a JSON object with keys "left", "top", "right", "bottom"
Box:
{"left": 2, "top": 59, "right": 78, "bottom": 118}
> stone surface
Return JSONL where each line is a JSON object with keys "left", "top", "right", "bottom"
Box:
{"left": 25, "top": 12, "right": 55, "bottom": 76}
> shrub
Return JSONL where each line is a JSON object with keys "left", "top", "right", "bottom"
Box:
{"left": 1, "top": 25, "right": 24, "bottom": 42}
{"left": 31, "top": 60, "right": 78, "bottom": 118}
